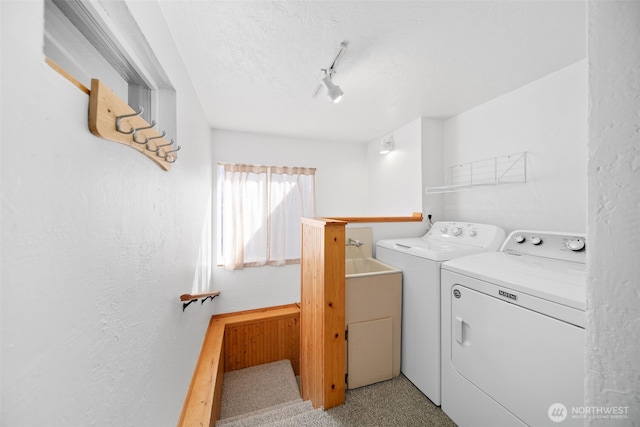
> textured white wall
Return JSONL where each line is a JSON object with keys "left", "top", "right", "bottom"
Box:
{"left": 366, "top": 117, "right": 423, "bottom": 216}
{"left": 362, "top": 117, "right": 443, "bottom": 251}
{"left": 442, "top": 60, "right": 587, "bottom": 235}
{"left": 586, "top": 1, "right": 640, "bottom": 424}
{"left": 1, "top": 2, "right": 214, "bottom": 426}
{"left": 421, "top": 117, "right": 445, "bottom": 222}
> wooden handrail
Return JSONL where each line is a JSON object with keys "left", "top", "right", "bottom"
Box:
{"left": 329, "top": 212, "right": 423, "bottom": 223}
{"left": 180, "top": 291, "right": 221, "bottom": 312}
{"left": 180, "top": 291, "right": 221, "bottom": 302}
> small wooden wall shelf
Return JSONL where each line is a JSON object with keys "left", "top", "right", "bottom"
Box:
{"left": 88, "top": 79, "right": 177, "bottom": 171}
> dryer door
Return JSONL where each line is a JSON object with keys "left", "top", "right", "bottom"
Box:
{"left": 451, "top": 284, "right": 584, "bottom": 426}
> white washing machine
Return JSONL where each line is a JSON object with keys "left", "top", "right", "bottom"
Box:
{"left": 375, "top": 221, "right": 505, "bottom": 405}
{"left": 441, "top": 230, "right": 586, "bottom": 427}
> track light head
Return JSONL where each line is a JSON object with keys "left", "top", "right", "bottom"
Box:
{"left": 320, "top": 73, "right": 343, "bottom": 104}
{"left": 312, "top": 41, "right": 348, "bottom": 103}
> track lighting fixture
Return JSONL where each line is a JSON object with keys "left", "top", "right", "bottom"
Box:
{"left": 313, "top": 41, "right": 348, "bottom": 104}
{"left": 320, "top": 73, "right": 343, "bottom": 104}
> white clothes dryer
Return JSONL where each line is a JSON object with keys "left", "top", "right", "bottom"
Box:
{"left": 441, "top": 230, "right": 586, "bottom": 427}
{"left": 376, "top": 222, "right": 505, "bottom": 405}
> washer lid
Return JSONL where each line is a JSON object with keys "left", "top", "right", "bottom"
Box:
{"left": 442, "top": 252, "right": 586, "bottom": 310}
{"left": 376, "top": 221, "right": 505, "bottom": 261}
{"left": 376, "top": 238, "right": 486, "bottom": 262}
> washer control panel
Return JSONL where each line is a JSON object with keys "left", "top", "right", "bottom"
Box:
{"left": 502, "top": 230, "right": 586, "bottom": 263}
{"left": 437, "top": 224, "right": 478, "bottom": 238}
{"left": 426, "top": 221, "right": 506, "bottom": 250}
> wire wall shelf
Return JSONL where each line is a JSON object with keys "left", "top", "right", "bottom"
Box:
{"left": 425, "top": 152, "right": 527, "bottom": 194}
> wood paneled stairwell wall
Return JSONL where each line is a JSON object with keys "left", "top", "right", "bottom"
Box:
{"left": 179, "top": 305, "right": 301, "bottom": 427}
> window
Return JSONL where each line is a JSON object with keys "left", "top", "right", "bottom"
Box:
{"left": 217, "top": 163, "right": 316, "bottom": 270}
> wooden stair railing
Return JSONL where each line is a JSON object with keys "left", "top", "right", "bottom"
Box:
{"left": 180, "top": 214, "right": 421, "bottom": 425}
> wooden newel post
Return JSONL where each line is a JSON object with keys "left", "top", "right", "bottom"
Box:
{"left": 299, "top": 218, "right": 346, "bottom": 410}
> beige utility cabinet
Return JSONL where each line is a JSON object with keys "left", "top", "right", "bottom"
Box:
{"left": 345, "top": 271, "right": 402, "bottom": 389}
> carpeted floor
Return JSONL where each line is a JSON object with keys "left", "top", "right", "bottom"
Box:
{"left": 318, "top": 374, "right": 457, "bottom": 427}
{"left": 218, "top": 360, "right": 457, "bottom": 426}
{"left": 220, "top": 360, "right": 302, "bottom": 419}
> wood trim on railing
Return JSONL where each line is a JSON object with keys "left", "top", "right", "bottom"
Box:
{"left": 179, "top": 317, "right": 225, "bottom": 427}
{"left": 329, "top": 212, "right": 423, "bottom": 223}
{"left": 45, "top": 57, "right": 90, "bottom": 95}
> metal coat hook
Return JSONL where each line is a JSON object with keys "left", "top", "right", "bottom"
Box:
{"left": 166, "top": 152, "right": 179, "bottom": 163}
{"left": 135, "top": 130, "right": 166, "bottom": 146}
{"left": 182, "top": 299, "right": 197, "bottom": 311}
{"left": 131, "top": 121, "right": 158, "bottom": 144}
{"left": 115, "top": 106, "right": 144, "bottom": 134}
{"left": 158, "top": 144, "right": 181, "bottom": 160}
{"left": 201, "top": 294, "right": 218, "bottom": 305}
{"left": 147, "top": 138, "right": 173, "bottom": 153}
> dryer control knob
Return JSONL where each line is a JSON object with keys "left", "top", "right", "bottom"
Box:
{"left": 567, "top": 239, "right": 585, "bottom": 251}
{"left": 468, "top": 230, "right": 477, "bottom": 237}
{"left": 531, "top": 236, "right": 543, "bottom": 245}
{"left": 451, "top": 227, "right": 462, "bottom": 236}
{"left": 440, "top": 227, "right": 448, "bottom": 234}
{"left": 514, "top": 235, "right": 526, "bottom": 243}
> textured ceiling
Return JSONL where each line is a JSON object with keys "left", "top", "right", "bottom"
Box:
{"left": 159, "top": 1, "right": 586, "bottom": 143}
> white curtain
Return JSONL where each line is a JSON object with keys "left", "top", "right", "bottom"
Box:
{"left": 218, "top": 163, "right": 316, "bottom": 271}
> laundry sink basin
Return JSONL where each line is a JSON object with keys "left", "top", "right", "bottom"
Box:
{"left": 345, "top": 257, "right": 399, "bottom": 277}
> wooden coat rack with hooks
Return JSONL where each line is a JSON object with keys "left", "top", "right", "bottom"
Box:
{"left": 88, "top": 79, "right": 178, "bottom": 171}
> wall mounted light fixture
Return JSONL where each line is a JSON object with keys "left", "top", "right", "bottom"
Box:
{"left": 380, "top": 135, "right": 394, "bottom": 154}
